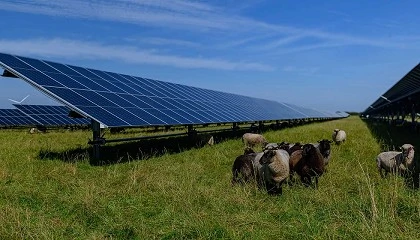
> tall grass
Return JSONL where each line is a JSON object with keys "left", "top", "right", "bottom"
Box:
{"left": 0, "top": 117, "right": 419, "bottom": 239}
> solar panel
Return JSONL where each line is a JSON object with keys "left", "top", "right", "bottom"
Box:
{"left": 14, "top": 104, "right": 90, "bottom": 126}
{"left": 363, "top": 63, "right": 420, "bottom": 115}
{"left": 0, "top": 53, "right": 341, "bottom": 127}
{"left": 282, "top": 103, "right": 328, "bottom": 118}
{"left": 0, "top": 108, "right": 36, "bottom": 126}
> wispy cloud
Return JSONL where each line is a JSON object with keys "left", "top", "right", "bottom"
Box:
{"left": 0, "top": 0, "right": 419, "bottom": 61}
{"left": 0, "top": 38, "right": 274, "bottom": 71}
{"left": 281, "top": 66, "right": 320, "bottom": 75}
{"left": 250, "top": 34, "right": 307, "bottom": 51}
{"left": 1, "top": 0, "right": 415, "bottom": 49}
{"left": 125, "top": 37, "right": 201, "bottom": 48}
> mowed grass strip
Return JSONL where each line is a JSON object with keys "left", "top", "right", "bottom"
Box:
{"left": 0, "top": 116, "right": 419, "bottom": 239}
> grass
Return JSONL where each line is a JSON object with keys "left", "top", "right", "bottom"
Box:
{"left": 0, "top": 116, "right": 419, "bottom": 239}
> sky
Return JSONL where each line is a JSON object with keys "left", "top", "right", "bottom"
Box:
{"left": 0, "top": 0, "right": 419, "bottom": 113}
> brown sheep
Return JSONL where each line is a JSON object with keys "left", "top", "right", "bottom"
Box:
{"left": 231, "top": 148, "right": 262, "bottom": 185}
{"left": 292, "top": 144, "right": 325, "bottom": 187}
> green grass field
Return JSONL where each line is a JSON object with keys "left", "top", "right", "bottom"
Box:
{"left": 1, "top": 116, "right": 419, "bottom": 239}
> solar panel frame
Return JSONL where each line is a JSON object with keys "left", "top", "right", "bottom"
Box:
{"left": 0, "top": 53, "right": 343, "bottom": 128}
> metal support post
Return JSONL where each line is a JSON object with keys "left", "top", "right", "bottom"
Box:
{"left": 92, "top": 120, "right": 102, "bottom": 162}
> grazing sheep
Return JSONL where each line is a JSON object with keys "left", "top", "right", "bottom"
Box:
{"left": 258, "top": 149, "right": 290, "bottom": 194}
{"left": 376, "top": 144, "right": 415, "bottom": 178}
{"left": 314, "top": 139, "right": 333, "bottom": 166}
{"left": 29, "top": 127, "right": 37, "bottom": 134}
{"left": 242, "top": 133, "right": 268, "bottom": 149}
{"left": 332, "top": 129, "right": 346, "bottom": 144}
{"left": 231, "top": 150, "right": 263, "bottom": 185}
{"left": 293, "top": 144, "right": 325, "bottom": 187}
{"left": 264, "top": 142, "right": 280, "bottom": 150}
{"left": 289, "top": 149, "right": 303, "bottom": 181}
{"left": 243, "top": 147, "right": 255, "bottom": 155}
{"left": 288, "top": 142, "right": 303, "bottom": 155}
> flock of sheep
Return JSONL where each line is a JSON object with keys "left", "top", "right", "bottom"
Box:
{"left": 231, "top": 128, "right": 416, "bottom": 195}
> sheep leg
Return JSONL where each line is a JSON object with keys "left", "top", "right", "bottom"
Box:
{"left": 301, "top": 176, "right": 311, "bottom": 187}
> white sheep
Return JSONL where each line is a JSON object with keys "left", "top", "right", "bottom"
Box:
{"left": 258, "top": 149, "right": 290, "bottom": 194}
{"left": 29, "top": 127, "right": 37, "bottom": 134}
{"left": 242, "top": 133, "right": 268, "bottom": 149}
{"left": 376, "top": 144, "right": 415, "bottom": 178}
{"left": 332, "top": 129, "right": 346, "bottom": 144}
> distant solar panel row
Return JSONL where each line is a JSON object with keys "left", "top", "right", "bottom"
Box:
{"left": 14, "top": 104, "right": 89, "bottom": 126}
{"left": 0, "top": 109, "right": 35, "bottom": 126}
{"left": 0, "top": 53, "right": 345, "bottom": 127}
{"left": 363, "top": 63, "right": 420, "bottom": 115}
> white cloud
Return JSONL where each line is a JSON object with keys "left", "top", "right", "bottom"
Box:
{"left": 126, "top": 37, "right": 201, "bottom": 48}
{"left": 0, "top": 0, "right": 419, "bottom": 58}
{"left": 0, "top": 38, "right": 274, "bottom": 71}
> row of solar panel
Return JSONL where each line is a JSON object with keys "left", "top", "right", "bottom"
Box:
{"left": 0, "top": 53, "right": 348, "bottom": 127}
{"left": 0, "top": 105, "right": 89, "bottom": 126}
{"left": 363, "top": 63, "right": 420, "bottom": 115}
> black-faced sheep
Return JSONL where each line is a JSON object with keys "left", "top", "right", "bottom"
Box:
{"left": 332, "top": 129, "right": 346, "bottom": 144}
{"left": 376, "top": 144, "right": 415, "bottom": 178}
{"left": 231, "top": 148, "right": 262, "bottom": 185}
{"left": 258, "top": 149, "right": 290, "bottom": 194}
{"left": 292, "top": 144, "right": 325, "bottom": 187}
{"left": 314, "top": 139, "right": 333, "bottom": 166}
{"left": 242, "top": 133, "right": 268, "bottom": 149}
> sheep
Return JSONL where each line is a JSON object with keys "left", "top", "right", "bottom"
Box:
{"left": 264, "top": 142, "right": 280, "bottom": 150}
{"left": 242, "top": 133, "right": 268, "bottom": 149}
{"left": 291, "top": 144, "right": 325, "bottom": 187}
{"left": 314, "top": 139, "right": 333, "bottom": 166}
{"left": 258, "top": 149, "right": 290, "bottom": 194}
{"left": 231, "top": 148, "right": 262, "bottom": 185}
{"left": 288, "top": 142, "right": 303, "bottom": 155}
{"left": 243, "top": 147, "right": 255, "bottom": 155}
{"left": 29, "top": 127, "right": 37, "bottom": 134}
{"left": 289, "top": 149, "right": 303, "bottom": 182}
{"left": 376, "top": 144, "right": 415, "bottom": 178}
{"left": 332, "top": 129, "right": 346, "bottom": 144}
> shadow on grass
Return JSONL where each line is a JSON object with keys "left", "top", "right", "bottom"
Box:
{"left": 37, "top": 119, "right": 334, "bottom": 166}
{"left": 37, "top": 128, "right": 254, "bottom": 165}
{"left": 363, "top": 118, "right": 420, "bottom": 189}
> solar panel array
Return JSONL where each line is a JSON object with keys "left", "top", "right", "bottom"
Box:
{"left": 14, "top": 104, "right": 89, "bottom": 126}
{"left": 0, "top": 53, "right": 346, "bottom": 127}
{"left": 0, "top": 109, "right": 36, "bottom": 126}
{"left": 363, "top": 63, "right": 420, "bottom": 115}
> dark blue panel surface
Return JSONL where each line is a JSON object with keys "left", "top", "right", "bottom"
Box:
{"left": 14, "top": 104, "right": 90, "bottom": 126}
{"left": 0, "top": 52, "right": 345, "bottom": 127}
{"left": 0, "top": 109, "right": 36, "bottom": 126}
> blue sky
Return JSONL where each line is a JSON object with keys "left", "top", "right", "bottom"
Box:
{"left": 0, "top": 0, "right": 419, "bottom": 112}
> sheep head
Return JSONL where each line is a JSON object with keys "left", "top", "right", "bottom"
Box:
{"left": 401, "top": 144, "right": 415, "bottom": 166}
{"left": 317, "top": 139, "right": 332, "bottom": 156}
{"left": 243, "top": 147, "right": 255, "bottom": 155}
{"left": 260, "top": 150, "right": 277, "bottom": 164}
{"left": 302, "top": 144, "right": 317, "bottom": 157}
